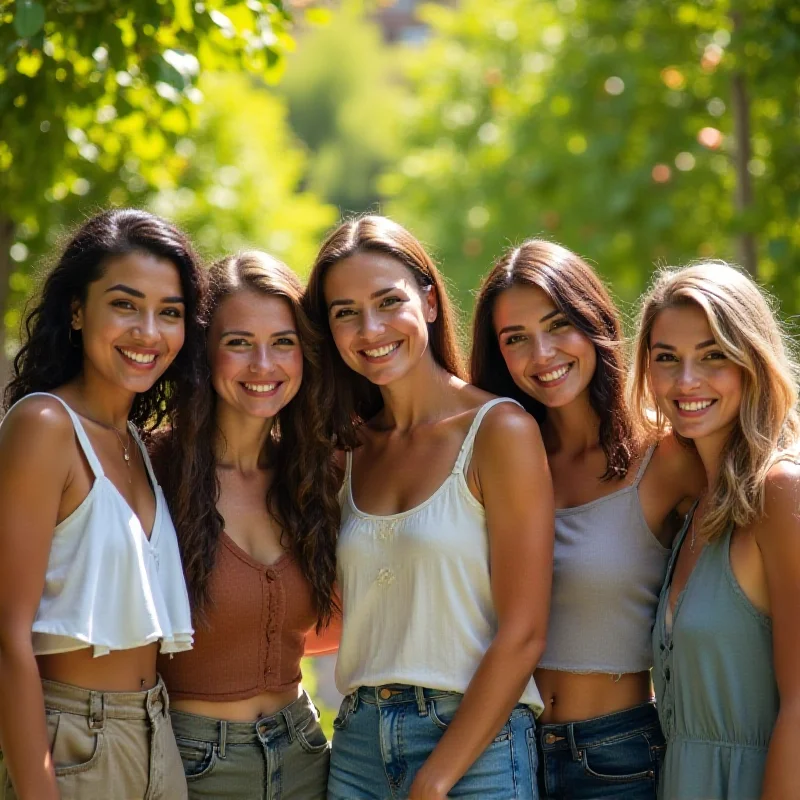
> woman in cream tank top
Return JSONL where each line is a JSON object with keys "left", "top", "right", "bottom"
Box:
{"left": 0, "top": 210, "right": 205, "bottom": 800}
{"left": 304, "top": 216, "right": 554, "bottom": 800}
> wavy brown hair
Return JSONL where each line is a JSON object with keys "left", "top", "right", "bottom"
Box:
{"left": 156, "top": 251, "right": 340, "bottom": 627}
{"left": 303, "top": 215, "right": 466, "bottom": 448}
{"left": 471, "top": 239, "right": 635, "bottom": 480}
{"left": 630, "top": 261, "right": 800, "bottom": 542}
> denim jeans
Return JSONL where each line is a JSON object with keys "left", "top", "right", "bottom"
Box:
{"left": 536, "top": 702, "right": 665, "bottom": 800}
{"left": 170, "top": 691, "right": 329, "bottom": 800}
{"left": 0, "top": 676, "right": 186, "bottom": 800}
{"left": 328, "top": 685, "right": 538, "bottom": 800}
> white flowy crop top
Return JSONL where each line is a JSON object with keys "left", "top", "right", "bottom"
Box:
{"left": 7, "top": 393, "right": 194, "bottom": 658}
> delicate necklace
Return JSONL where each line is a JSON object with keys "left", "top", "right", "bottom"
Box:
{"left": 77, "top": 411, "right": 133, "bottom": 468}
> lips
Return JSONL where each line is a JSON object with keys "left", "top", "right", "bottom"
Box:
{"left": 360, "top": 341, "right": 401, "bottom": 360}
{"left": 116, "top": 347, "right": 158, "bottom": 369}
{"left": 240, "top": 381, "right": 281, "bottom": 396}
{"left": 674, "top": 398, "right": 717, "bottom": 416}
{"left": 531, "top": 362, "right": 574, "bottom": 387}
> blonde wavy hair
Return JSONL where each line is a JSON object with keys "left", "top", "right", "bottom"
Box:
{"left": 630, "top": 261, "right": 800, "bottom": 542}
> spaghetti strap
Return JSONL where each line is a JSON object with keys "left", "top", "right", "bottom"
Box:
{"left": 632, "top": 443, "right": 657, "bottom": 487}
{"left": 20, "top": 392, "right": 105, "bottom": 478}
{"left": 453, "top": 397, "right": 523, "bottom": 475}
{"left": 339, "top": 449, "right": 354, "bottom": 503}
{"left": 130, "top": 425, "right": 158, "bottom": 487}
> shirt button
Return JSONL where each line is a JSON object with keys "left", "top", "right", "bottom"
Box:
{"left": 265, "top": 570, "right": 275, "bottom": 582}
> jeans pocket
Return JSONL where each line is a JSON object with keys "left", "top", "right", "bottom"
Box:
{"left": 175, "top": 737, "right": 217, "bottom": 781}
{"left": 429, "top": 694, "right": 510, "bottom": 743}
{"left": 332, "top": 694, "right": 355, "bottom": 732}
{"left": 581, "top": 733, "right": 656, "bottom": 783}
{"left": 47, "top": 711, "right": 106, "bottom": 777}
{"left": 295, "top": 712, "right": 330, "bottom": 755}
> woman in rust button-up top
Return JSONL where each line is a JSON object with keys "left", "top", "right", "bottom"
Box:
{"left": 153, "top": 251, "right": 340, "bottom": 799}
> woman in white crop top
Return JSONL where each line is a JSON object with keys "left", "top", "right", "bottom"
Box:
{"left": 472, "top": 240, "right": 704, "bottom": 799}
{"left": 304, "top": 216, "right": 554, "bottom": 800}
{"left": 0, "top": 210, "right": 205, "bottom": 800}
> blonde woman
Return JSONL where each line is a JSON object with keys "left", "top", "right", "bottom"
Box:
{"left": 630, "top": 261, "right": 800, "bottom": 799}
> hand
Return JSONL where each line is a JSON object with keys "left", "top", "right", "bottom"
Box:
{"left": 408, "top": 769, "right": 450, "bottom": 800}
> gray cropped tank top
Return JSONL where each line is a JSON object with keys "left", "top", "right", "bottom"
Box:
{"left": 538, "top": 445, "right": 672, "bottom": 674}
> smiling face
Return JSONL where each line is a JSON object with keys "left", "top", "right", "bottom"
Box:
{"left": 208, "top": 290, "right": 303, "bottom": 420}
{"left": 324, "top": 251, "right": 437, "bottom": 386}
{"left": 72, "top": 251, "right": 185, "bottom": 395}
{"left": 493, "top": 283, "right": 597, "bottom": 408}
{"left": 648, "top": 303, "right": 744, "bottom": 445}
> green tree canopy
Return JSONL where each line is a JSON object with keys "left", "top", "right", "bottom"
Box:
{"left": 382, "top": 0, "right": 800, "bottom": 312}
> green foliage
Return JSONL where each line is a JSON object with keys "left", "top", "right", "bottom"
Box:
{"left": 0, "top": 0, "right": 295, "bottom": 333}
{"left": 280, "top": 1, "right": 406, "bottom": 214}
{"left": 150, "top": 72, "right": 336, "bottom": 273}
{"left": 382, "top": 0, "right": 800, "bottom": 312}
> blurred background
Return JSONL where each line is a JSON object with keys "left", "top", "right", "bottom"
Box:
{"left": 2, "top": 0, "right": 799, "bottom": 730}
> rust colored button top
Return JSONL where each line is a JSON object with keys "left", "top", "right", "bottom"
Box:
{"left": 544, "top": 733, "right": 559, "bottom": 745}
{"left": 379, "top": 688, "right": 393, "bottom": 700}
{"left": 158, "top": 532, "right": 317, "bottom": 702}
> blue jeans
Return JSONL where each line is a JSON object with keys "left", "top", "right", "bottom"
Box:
{"left": 536, "top": 702, "right": 665, "bottom": 799}
{"left": 327, "top": 684, "right": 538, "bottom": 799}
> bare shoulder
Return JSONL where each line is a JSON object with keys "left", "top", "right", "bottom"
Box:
{"left": 0, "top": 394, "right": 75, "bottom": 450}
{"left": 473, "top": 400, "right": 544, "bottom": 459}
{"left": 763, "top": 459, "right": 800, "bottom": 518}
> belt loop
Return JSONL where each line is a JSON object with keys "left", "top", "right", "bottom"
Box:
{"left": 160, "top": 679, "right": 170, "bottom": 718}
{"left": 414, "top": 686, "right": 428, "bottom": 717}
{"left": 281, "top": 706, "right": 298, "bottom": 743}
{"left": 218, "top": 720, "right": 227, "bottom": 759}
{"left": 567, "top": 723, "right": 581, "bottom": 761}
{"left": 88, "top": 691, "right": 105, "bottom": 730}
{"left": 351, "top": 690, "right": 360, "bottom": 714}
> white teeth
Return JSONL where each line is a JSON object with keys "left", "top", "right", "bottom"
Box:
{"left": 364, "top": 343, "right": 400, "bottom": 358}
{"left": 120, "top": 348, "right": 156, "bottom": 364}
{"left": 677, "top": 400, "right": 714, "bottom": 412}
{"left": 244, "top": 383, "right": 277, "bottom": 393}
{"left": 537, "top": 364, "right": 571, "bottom": 383}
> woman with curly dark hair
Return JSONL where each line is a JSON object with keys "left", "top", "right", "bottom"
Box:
{"left": 471, "top": 240, "right": 704, "bottom": 799}
{"left": 0, "top": 208, "right": 206, "bottom": 800}
{"left": 154, "top": 251, "right": 340, "bottom": 799}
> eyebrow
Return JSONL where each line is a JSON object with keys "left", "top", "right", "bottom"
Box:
{"left": 651, "top": 339, "right": 717, "bottom": 351}
{"left": 540, "top": 308, "right": 562, "bottom": 323}
{"left": 221, "top": 329, "right": 298, "bottom": 338}
{"left": 105, "top": 284, "right": 184, "bottom": 304}
{"left": 497, "top": 324, "right": 525, "bottom": 337}
{"left": 328, "top": 286, "right": 397, "bottom": 310}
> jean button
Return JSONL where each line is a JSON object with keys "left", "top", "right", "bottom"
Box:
{"left": 544, "top": 733, "right": 558, "bottom": 745}
{"left": 379, "top": 688, "right": 392, "bottom": 700}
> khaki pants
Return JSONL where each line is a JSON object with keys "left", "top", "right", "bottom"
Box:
{"left": 170, "top": 690, "right": 329, "bottom": 799}
{"left": 0, "top": 676, "right": 187, "bottom": 800}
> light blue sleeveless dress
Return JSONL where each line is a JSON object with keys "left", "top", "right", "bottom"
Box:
{"left": 652, "top": 514, "right": 778, "bottom": 799}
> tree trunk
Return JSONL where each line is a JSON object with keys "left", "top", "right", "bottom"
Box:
{"left": 729, "top": 11, "right": 758, "bottom": 278}
{"left": 0, "top": 215, "right": 13, "bottom": 386}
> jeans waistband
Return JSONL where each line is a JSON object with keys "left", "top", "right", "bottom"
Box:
{"left": 355, "top": 684, "right": 460, "bottom": 707}
{"left": 170, "top": 690, "right": 317, "bottom": 746}
{"left": 537, "top": 702, "right": 658, "bottom": 750}
{"left": 41, "top": 675, "right": 169, "bottom": 725}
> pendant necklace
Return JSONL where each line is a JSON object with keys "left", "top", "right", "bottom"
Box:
{"left": 77, "top": 411, "right": 133, "bottom": 472}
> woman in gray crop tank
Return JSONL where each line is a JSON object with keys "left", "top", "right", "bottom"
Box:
{"left": 473, "top": 240, "right": 704, "bottom": 799}
{"left": 632, "top": 262, "right": 800, "bottom": 799}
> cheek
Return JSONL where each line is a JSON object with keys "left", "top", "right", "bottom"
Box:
{"left": 209, "top": 349, "right": 242, "bottom": 386}
{"left": 285, "top": 350, "right": 304, "bottom": 381}
{"left": 500, "top": 347, "right": 527, "bottom": 380}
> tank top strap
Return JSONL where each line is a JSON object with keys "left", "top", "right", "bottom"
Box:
{"left": 339, "top": 449, "right": 354, "bottom": 503}
{"left": 631, "top": 443, "right": 657, "bottom": 487}
{"left": 129, "top": 425, "right": 157, "bottom": 487}
{"left": 453, "top": 397, "right": 523, "bottom": 475}
{"left": 23, "top": 392, "right": 105, "bottom": 478}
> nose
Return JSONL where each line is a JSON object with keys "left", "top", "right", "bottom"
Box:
{"left": 249, "top": 344, "right": 274, "bottom": 373}
{"left": 676, "top": 360, "right": 701, "bottom": 390}
{"left": 530, "top": 334, "right": 556, "bottom": 365}
{"left": 359, "top": 308, "right": 385, "bottom": 339}
{"left": 132, "top": 312, "right": 158, "bottom": 344}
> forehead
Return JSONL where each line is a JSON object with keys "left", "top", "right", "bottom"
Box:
{"left": 650, "top": 303, "right": 714, "bottom": 345}
{"left": 212, "top": 290, "right": 295, "bottom": 333}
{"left": 492, "top": 284, "right": 556, "bottom": 328}
{"left": 324, "top": 251, "right": 418, "bottom": 298}
{"left": 94, "top": 251, "right": 182, "bottom": 291}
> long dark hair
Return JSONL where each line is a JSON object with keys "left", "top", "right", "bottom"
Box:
{"left": 471, "top": 239, "right": 634, "bottom": 480}
{"left": 156, "top": 251, "right": 339, "bottom": 627}
{"left": 5, "top": 208, "right": 207, "bottom": 435}
{"left": 304, "top": 215, "right": 466, "bottom": 448}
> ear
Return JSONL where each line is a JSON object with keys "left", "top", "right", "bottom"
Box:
{"left": 423, "top": 285, "right": 438, "bottom": 324}
{"left": 71, "top": 299, "right": 84, "bottom": 331}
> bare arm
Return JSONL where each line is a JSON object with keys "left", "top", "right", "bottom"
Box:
{"left": 0, "top": 398, "right": 76, "bottom": 799}
{"left": 409, "top": 405, "right": 554, "bottom": 799}
{"left": 304, "top": 603, "right": 342, "bottom": 656}
{"left": 757, "top": 462, "right": 800, "bottom": 800}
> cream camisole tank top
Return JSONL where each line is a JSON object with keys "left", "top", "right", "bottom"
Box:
{"left": 5, "top": 393, "right": 194, "bottom": 657}
{"left": 334, "top": 397, "right": 544, "bottom": 715}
